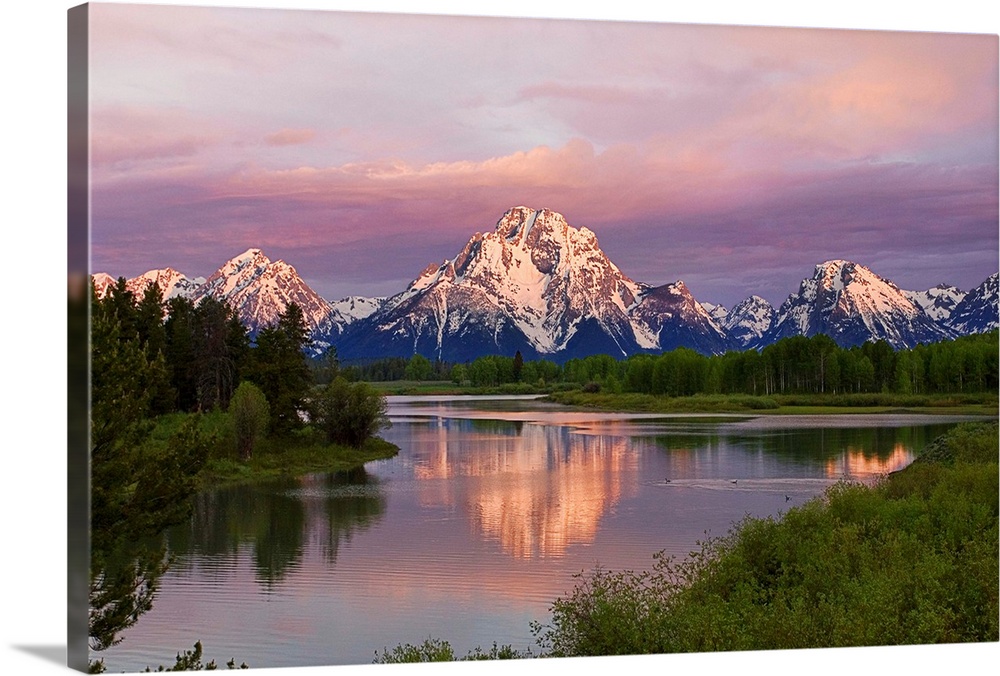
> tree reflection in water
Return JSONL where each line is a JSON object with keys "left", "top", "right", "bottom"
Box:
{"left": 167, "top": 467, "right": 387, "bottom": 586}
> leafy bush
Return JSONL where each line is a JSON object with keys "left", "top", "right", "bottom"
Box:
{"left": 314, "top": 377, "right": 390, "bottom": 447}
{"left": 374, "top": 638, "right": 529, "bottom": 664}
{"left": 228, "top": 381, "right": 269, "bottom": 460}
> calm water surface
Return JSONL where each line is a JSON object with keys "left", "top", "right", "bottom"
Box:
{"left": 99, "top": 396, "right": 978, "bottom": 671}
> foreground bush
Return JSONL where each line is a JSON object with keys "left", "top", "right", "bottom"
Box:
{"left": 315, "top": 377, "right": 390, "bottom": 447}
{"left": 228, "top": 381, "right": 269, "bottom": 460}
{"left": 374, "top": 638, "right": 529, "bottom": 663}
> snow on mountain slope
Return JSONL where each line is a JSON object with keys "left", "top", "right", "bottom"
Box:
{"left": 723, "top": 295, "right": 776, "bottom": 349}
{"left": 700, "top": 302, "right": 729, "bottom": 326}
{"left": 759, "top": 260, "right": 954, "bottom": 349}
{"left": 904, "top": 284, "right": 966, "bottom": 323}
{"left": 629, "top": 281, "right": 729, "bottom": 355}
{"left": 946, "top": 273, "right": 999, "bottom": 334}
{"left": 339, "top": 207, "right": 655, "bottom": 360}
{"left": 91, "top": 272, "right": 116, "bottom": 298}
{"left": 329, "top": 296, "right": 385, "bottom": 323}
{"left": 126, "top": 268, "right": 206, "bottom": 300}
{"left": 90, "top": 220, "right": 995, "bottom": 362}
{"left": 192, "top": 248, "right": 335, "bottom": 337}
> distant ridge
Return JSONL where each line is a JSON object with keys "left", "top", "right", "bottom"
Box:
{"left": 93, "top": 207, "right": 999, "bottom": 360}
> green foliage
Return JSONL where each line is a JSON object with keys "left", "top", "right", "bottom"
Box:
{"left": 373, "top": 638, "right": 530, "bottom": 663}
{"left": 248, "top": 303, "right": 312, "bottom": 434}
{"left": 89, "top": 282, "right": 214, "bottom": 659}
{"left": 162, "top": 295, "right": 250, "bottom": 412}
{"left": 89, "top": 639, "right": 248, "bottom": 672}
{"left": 315, "top": 377, "right": 390, "bottom": 447}
{"left": 228, "top": 381, "right": 269, "bottom": 460}
{"left": 404, "top": 353, "right": 433, "bottom": 381}
{"left": 374, "top": 638, "right": 456, "bottom": 663}
{"left": 337, "top": 331, "right": 997, "bottom": 401}
{"left": 140, "top": 641, "right": 248, "bottom": 671}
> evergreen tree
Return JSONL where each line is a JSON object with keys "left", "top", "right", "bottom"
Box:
{"left": 249, "top": 303, "right": 312, "bottom": 434}
{"left": 164, "top": 297, "right": 199, "bottom": 412}
{"left": 89, "top": 288, "right": 211, "bottom": 659}
{"left": 192, "top": 296, "right": 249, "bottom": 411}
{"left": 512, "top": 350, "right": 524, "bottom": 382}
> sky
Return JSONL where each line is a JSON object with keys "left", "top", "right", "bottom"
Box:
{"left": 86, "top": 3, "right": 999, "bottom": 308}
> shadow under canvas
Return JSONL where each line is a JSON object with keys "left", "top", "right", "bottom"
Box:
{"left": 12, "top": 645, "right": 66, "bottom": 667}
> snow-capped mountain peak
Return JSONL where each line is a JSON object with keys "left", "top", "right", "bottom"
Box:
{"left": 946, "top": 273, "right": 999, "bottom": 334}
{"left": 724, "top": 295, "right": 776, "bottom": 349}
{"left": 760, "top": 259, "right": 953, "bottom": 349}
{"left": 129, "top": 267, "right": 206, "bottom": 300}
{"left": 193, "top": 250, "right": 335, "bottom": 338}
{"left": 363, "top": 206, "right": 649, "bottom": 358}
{"left": 700, "top": 302, "right": 729, "bottom": 326}
{"left": 91, "top": 215, "right": 996, "bottom": 363}
{"left": 90, "top": 268, "right": 204, "bottom": 301}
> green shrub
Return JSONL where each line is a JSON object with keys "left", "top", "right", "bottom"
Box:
{"left": 228, "top": 381, "right": 269, "bottom": 460}
{"left": 373, "top": 638, "right": 530, "bottom": 664}
{"left": 315, "top": 377, "right": 390, "bottom": 447}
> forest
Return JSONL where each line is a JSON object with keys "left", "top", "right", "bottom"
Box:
{"left": 343, "top": 331, "right": 999, "bottom": 397}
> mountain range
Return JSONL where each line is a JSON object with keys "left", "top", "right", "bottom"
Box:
{"left": 94, "top": 206, "right": 999, "bottom": 361}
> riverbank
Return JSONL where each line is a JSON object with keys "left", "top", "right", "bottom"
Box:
{"left": 367, "top": 380, "right": 550, "bottom": 396}
{"left": 544, "top": 390, "right": 999, "bottom": 416}
{"left": 365, "top": 382, "right": 999, "bottom": 416}
{"left": 148, "top": 411, "right": 399, "bottom": 491}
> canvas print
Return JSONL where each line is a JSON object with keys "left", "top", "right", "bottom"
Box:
{"left": 68, "top": 2, "right": 1000, "bottom": 673}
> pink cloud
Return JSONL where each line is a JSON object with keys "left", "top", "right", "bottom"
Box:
{"left": 90, "top": 106, "right": 219, "bottom": 170}
{"left": 264, "top": 128, "right": 318, "bottom": 146}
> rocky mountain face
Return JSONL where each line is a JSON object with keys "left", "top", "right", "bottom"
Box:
{"left": 334, "top": 207, "right": 732, "bottom": 361}
{"left": 946, "top": 273, "right": 999, "bottom": 334}
{"left": 904, "top": 284, "right": 966, "bottom": 323}
{"left": 757, "top": 260, "right": 956, "bottom": 349}
{"left": 628, "top": 281, "right": 729, "bottom": 355}
{"left": 91, "top": 268, "right": 205, "bottom": 301}
{"left": 723, "top": 296, "right": 776, "bottom": 350}
{"left": 92, "top": 208, "right": 998, "bottom": 361}
{"left": 91, "top": 272, "right": 116, "bottom": 299}
{"left": 92, "top": 250, "right": 374, "bottom": 350}
{"left": 189, "top": 249, "right": 335, "bottom": 338}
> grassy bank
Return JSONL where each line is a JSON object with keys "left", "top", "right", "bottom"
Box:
{"left": 545, "top": 390, "right": 999, "bottom": 416}
{"left": 365, "top": 380, "right": 567, "bottom": 396}
{"left": 148, "top": 411, "right": 399, "bottom": 491}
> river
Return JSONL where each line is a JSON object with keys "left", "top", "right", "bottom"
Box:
{"left": 97, "top": 395, "right": 980, "bottom": 671}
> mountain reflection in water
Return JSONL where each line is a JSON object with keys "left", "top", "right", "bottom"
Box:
{"left": 410, "top": 417, "right": 637, "bottom": 558}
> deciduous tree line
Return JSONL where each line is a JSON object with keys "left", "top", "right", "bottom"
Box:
{"left": 373, "top": 332, "right": 998, "bottom": 396}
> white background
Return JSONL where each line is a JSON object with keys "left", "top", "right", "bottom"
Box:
{"left": 1, "top": 1, "right": 997, "bottom": 675}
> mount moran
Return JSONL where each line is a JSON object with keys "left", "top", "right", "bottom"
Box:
{"left": 95, "top": 206, "right": 999, "bottom": 362}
